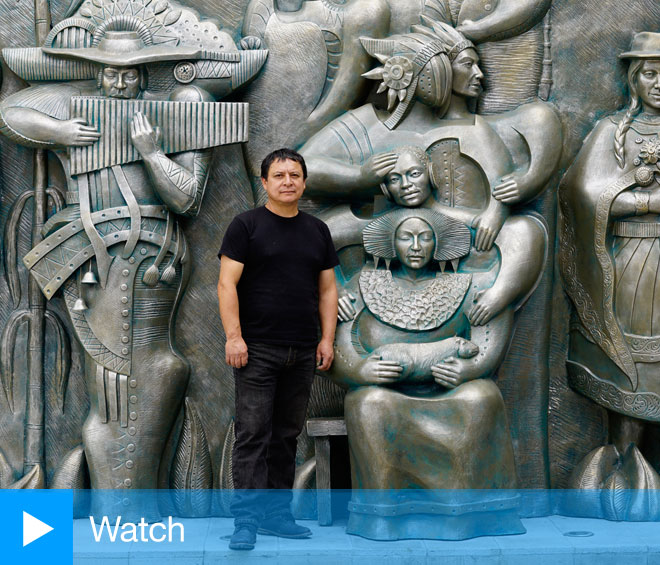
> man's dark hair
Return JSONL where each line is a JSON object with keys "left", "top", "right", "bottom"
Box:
{"left": 260, "top": 148, "right": 307, "bottom": 180}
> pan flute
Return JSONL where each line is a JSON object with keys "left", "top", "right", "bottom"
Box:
{"left": 69, "top": 96, "right": 248, "bottom": 175}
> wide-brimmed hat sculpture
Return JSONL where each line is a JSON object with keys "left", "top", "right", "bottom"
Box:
{"left": 3, "top": 0, "right": 267, "bottom": 97}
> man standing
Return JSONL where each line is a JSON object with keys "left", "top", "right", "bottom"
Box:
{"left": 218, "top": 148, "right": 339, "bottom": 550}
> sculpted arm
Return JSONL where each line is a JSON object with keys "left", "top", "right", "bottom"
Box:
{"left": 317, "top": 268, "right": 339, "bottom": 370}
{"left": 0, "top": 106, "right": 101, "bottom": 149}
{"left": 432, "top": 307, "right": 514, "bottom": 388}
{"left": 218, "top": 256, "right": 248, "bottom": 369}
{"left": 490, "top": 103, "right": 562, "bottom": 205}
{"left": 611, "top": 186, "right": 660, "bottom": 217}
{"left": 130, "top": 112, "right": 211, "bottom": 216}
{"left": 304, "top": 153, "right": 398, "bottom": 199}
{"left": 300, "top": 112, "right": 398, "bottom": 199}
{"left": 456, "top": 0, "right": 551, "bottom": 43}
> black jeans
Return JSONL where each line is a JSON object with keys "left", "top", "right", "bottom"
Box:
{"left": 231, "top": 342, "right": 316, "bottom": 526}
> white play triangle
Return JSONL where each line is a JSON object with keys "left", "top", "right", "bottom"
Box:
{"left": 23, "top": 511, "right": 54, "bottom": 547}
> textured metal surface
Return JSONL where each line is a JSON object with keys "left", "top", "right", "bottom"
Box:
{"left": 0, "top": 0, "right": 658, "bottom": 532}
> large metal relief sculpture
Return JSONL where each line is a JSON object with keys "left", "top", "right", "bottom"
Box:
{"left": 4, "top": 0, "right": 658, "bottom": 542}
{"left": 0, "top": 0, "right": 266, "bottom": 519}
{"left": 559, "top": 31, "right": 660, "bottom": 520}
{"left": 294, "top": 12, "right": 561, "bottom": 538}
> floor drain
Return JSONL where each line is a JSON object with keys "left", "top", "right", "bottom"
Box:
{"left": 563, "top": 531, "right": 594, "bottom": 537}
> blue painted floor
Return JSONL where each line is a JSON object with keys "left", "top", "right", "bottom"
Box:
{"left": 73, "top": 514, "right": 660, "bottom": 564}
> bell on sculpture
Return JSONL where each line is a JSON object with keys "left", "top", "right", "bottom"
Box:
{"left": 82, "top": 269, "right": 97, "bottom": 284}
{"left": 72, "top": 297, "right": 88, "bottom": 312}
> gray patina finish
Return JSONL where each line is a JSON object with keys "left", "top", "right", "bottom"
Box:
{"left": 0, "top": 0, "right": 658, "bottom": 532}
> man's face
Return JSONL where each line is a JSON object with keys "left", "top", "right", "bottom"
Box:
{"left": 261, "top": 158, "right": 306, "bottom": 206}
{"left": 394, "top": 217, "right": 435, "bottom": 270}
{"left": 101, "top": 66, "right": 141, "bottom": 99}
{"left": 384, "top": 151, "right": 432, "bottom": 207}
{"left": 451, "top": 48, "right": 483, "bottom": 99}
{"left": 638, "top": 60, "right": 660, "bottom": 114}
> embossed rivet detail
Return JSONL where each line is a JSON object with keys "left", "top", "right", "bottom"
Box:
{"left": 140, "top": 248, "right": 147, "bottom": 255}
{"left": 130, "top": 411, "right": 137, "bottom": 420}
{"left": 123, "top": 323, "right": 130, "bottom": 331}
{"left": 129, "top": 379, "right": 137, "bottom": 388}
{"left": 126, "top": 460, "right": 134, "bottom": 469}
{"left": 636, "top": 137, "right": 643, "bottom": 144}
{"left": 128, "top": 426, "right": 137, "bottom": 435}
{"left": 127, "top": 443, "right": 136, "bottom": 452}
{"left": 129, "top": 257, "right": 136, "bottom": 264}
{"left": 174, "top": 61, "right": 196, "bottom": 83}
{"left": 635, "top": 166, "right": 655, "bottom": 186}
{"left": 124, "top": 478, "right": 132, "bottom": 486}
{"left": 130, "top": 395, "right": 137, "bottom": 404}
{"left": 122, "top": 347, "right": 129, "bottom": 355}
{"left": 123, "top": 498, "right": 130, "bottom": 506}
{"left": 121, "top": 296, "right": 129, "bottom": 304}
{"left": 122, "top": 309, "right": 129, "bottom": 317}
{"left": 122, "top": 336, "right": 129, "bottom": 343}
{"left": 121, "top": 284, "right": 128, "bottom": 291}
{"left": 122, "top": 269, "right": 130, "bottom": 276}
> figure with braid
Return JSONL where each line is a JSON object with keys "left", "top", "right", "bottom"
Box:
{"left": 559, "top": 32, "right": 660, "bottom": 504}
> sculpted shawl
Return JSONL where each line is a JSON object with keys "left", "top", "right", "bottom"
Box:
{"left": 559, "top": 116, "right": 658, "bottom": 390}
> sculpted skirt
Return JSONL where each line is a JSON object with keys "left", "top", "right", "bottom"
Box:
{"left": 343, "top": 379, "right": 524, "bottom": 540}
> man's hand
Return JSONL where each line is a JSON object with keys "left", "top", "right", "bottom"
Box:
{"left": 55, "top": 118, "right": 101, "bottom": 147}
{"left": 130, "top": 112, "right": 162, "bottom": 157}
{"left": 225, "top": 336, "right": 248, "bottom": 368}
{"left": 316, "top": 338, "right": 334, "bottom": 371}
{"left": 360, "top": 152, "right": 398, "bottom": 186}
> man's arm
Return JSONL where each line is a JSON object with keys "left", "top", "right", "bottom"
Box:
{"left": 218, "top": 255, "right": 248, "bottom": 368}
{"left": 316, "top": 267, "right": 338, "bottom": 370}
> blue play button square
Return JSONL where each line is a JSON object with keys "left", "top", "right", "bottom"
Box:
{"left": 0, "top": 489, "right": 73, "bottom": 564}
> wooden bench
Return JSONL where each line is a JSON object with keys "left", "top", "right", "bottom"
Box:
{"left": 306, "top": 417, "right": 347, "bottom": 526}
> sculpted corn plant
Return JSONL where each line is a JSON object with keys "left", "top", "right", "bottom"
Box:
{"left": 0, "top": 0, "right": 71, "bottom": 487}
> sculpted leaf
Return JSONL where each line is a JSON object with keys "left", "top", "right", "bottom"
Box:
{"left": 163, "top": 9, "right": 182, "bottom": 26}
{"left": 171, "top": 398, "right": 212, "bottom": 517}
{"left": 153, "top": 0, "right": 169, "bottom": 15}
{"left": 50, "top": 445, "right": 87, "bottom": 489}
{"left": 4, "top": 191, "right": 33, "bottom": 308}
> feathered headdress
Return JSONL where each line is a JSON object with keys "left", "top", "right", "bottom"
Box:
{"left": 360, "top": 19, "right": 473, "bottom": 130}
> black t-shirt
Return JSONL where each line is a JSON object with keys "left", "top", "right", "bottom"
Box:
{"left": 219, "top": 206, "right": 339, "bottom": 346}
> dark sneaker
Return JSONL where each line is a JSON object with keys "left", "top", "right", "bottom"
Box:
{"left": 258, "top": 514, "right": 312, "bottom": 539}
{"left": 228, "top": 525, "right": 257, "bottom": 550}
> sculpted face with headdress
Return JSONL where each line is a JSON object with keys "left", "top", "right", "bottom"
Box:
{"left": 0, "top": 9, "right": 266, "bottom": 519}
{"left": 330, "top": 206, "right": 523, "bottom": 539}
{"left": 302, "top": 19, "right": 559, "bottom": 326}
{"left": 559, "top": 32, "right": 660, "bottom": 506}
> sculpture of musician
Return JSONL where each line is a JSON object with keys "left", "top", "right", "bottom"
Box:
{"left": 300, "top": 20, "right": 561, "bottom": 325}
{"left": 330, "top": 206, "right": 524, "bottom": 540}
{"left": 559, "top": 31, "right": 660, "bottom": 518}
{"left": 0, "top": 18, "right": 265, "bottom": 519}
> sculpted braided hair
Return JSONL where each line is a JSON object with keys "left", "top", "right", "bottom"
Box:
{"left": 614, "top": 59, "right": 644, "bottom": 169}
